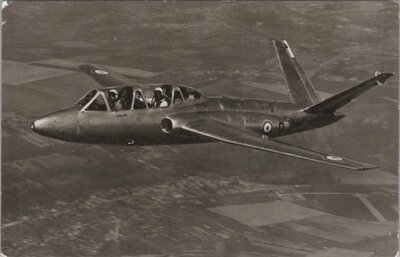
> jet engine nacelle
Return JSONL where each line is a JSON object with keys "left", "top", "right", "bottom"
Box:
{"left": 161, "top": 117, "right": 188, "bottom": 136}
{"left": 161, "top": 117, "right": 175, "bottom": 134}
{"left": 163, "top": 115, "right": 292, "bottom": 138}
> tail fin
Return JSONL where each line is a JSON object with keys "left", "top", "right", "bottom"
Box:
{"left": 303, "top": 72, "right": 395, "bottom": 114}
{"left": 273, "top": 40, "right": 321, "bottom": 106}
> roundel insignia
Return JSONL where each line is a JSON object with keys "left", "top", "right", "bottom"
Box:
{"left": 93, "top": 69, "right": 109, "bottom": 75}
{"left": 263, "top": 121, "right": 273, "bottom": 133}
{"left": 326, "top": 155, "right": 343, "bottom": 161}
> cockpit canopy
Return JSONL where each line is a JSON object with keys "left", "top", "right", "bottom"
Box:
{"left": 75, "top": 84, "right": 203, "bottom": 112}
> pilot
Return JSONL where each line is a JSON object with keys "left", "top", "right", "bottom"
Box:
{"left": 115, "top": 98, "right": 126, "bottom": 111}
{"left": 151, "top": 87, "right": 168, "bottom": 108}
{"left": 108, "top": 89, "right": 119, "bottom": 110}
{"left": 133, "top": 91, "right": 146, "bottom": 109}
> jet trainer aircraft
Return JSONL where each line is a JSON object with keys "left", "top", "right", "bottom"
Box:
{"left": 31, "top": 40, "right": 394, "bottom": 170}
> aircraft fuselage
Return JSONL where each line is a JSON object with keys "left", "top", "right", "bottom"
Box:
{"left": 28, "top": 40, "right": 394, "bottom": 170}
{"left": 31, "top": 96, "right": 344, "bottom": 145}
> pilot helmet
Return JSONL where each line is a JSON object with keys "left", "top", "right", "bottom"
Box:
{"left": 154, "top": 87, "right": 163, "bottom": 94}
{"left": 109, "top": 89, "right": 118, "bottom": 98}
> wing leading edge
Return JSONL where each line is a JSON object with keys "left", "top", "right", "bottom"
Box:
{"left": 78, "top": 64, "right": 137, "bottom": 88}
{"left": 273, "top": 40, "right": 321, "bottom": 106}
{"left": 181, "top": 119, "right": 376, "bottom": 170}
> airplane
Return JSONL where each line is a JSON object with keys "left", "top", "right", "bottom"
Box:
{"left": 30, "top": 40, "right": 394, "bottom": 170}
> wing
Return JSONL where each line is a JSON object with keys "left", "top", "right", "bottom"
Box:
{"left": 78, "top": 64, "right": 137, "bottom": 88}
{"left": 181, "top": 119, "right": 376, "bottom": 170}
{"left": 273, "top": 40, "right": 321, "bottom": 106}
{"left": 31, "top": 60, "right": 137, "bottom": 88}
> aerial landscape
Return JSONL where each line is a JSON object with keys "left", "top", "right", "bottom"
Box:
{"left": 2, "top": 2, "right": 398, "bottom": 257}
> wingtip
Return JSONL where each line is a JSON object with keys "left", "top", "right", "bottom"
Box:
{"left": 271, "top": 39, "right": 287, "bottom": 44}
{"left": 352, "top": 162, "right": 379, "bottom": 171}
{"left": 78, "top": 64, "right": 94, "bottom": 73}
{"left": 375, "top": 72, "right": 395, "bottom": 85}
{"left": 383, "top": 72, "right": 395, "bottom": 77}
{"left": 375, "top": 71, "right": 395, "bottom": 77}
{"left": 356, "top": 165, "right": 379, "bottom": 171}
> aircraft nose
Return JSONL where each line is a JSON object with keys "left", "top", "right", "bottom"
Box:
{"left": 31, "top": 108, "right": 79, "bottom": 141}
{"left": 31, "top": 116, "right": 55, "bottom": 136}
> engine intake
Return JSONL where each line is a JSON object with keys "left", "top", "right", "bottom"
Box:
{"left": 161, "top": 118, "right": 174, "bottom": 134}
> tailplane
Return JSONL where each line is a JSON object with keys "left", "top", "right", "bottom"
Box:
{"left": 303, "top": 72, "right": 394, "bottom": 114}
